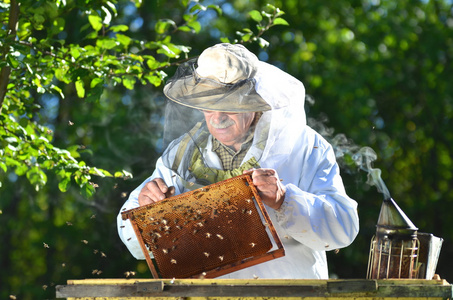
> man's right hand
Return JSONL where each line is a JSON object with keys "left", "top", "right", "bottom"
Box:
{"left": 138, "top": 178, "right": 175, "bottom": 206}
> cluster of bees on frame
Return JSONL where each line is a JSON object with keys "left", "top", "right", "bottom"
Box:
{"left": 123, "top": 178, "right": 263, "bottom": 275}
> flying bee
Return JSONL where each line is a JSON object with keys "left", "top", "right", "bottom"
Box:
{"left": 218, "top": 256, "right": 224, "bottom": 261}
{"left": 205, "top": 233, "right": 211, "bottom": 238}
{"left": 216, "top": 234, "right": 224, "bottom": 240}
{"left": 250, "top": 243, "right": 256, "bottom": 248}
{"left": 101, "top": 252, "right": 107, "bottom": 258}
{"left": 170, "top": 259, "right": 177, "bottom": 264}
{"left": 162, "top": 249, "right": 168, "bottom": 254}
{"left": 203, "top": 252, "right": 210, "bottom": 257}
{"left": 81, "top": 240, "right": 88, "bottom": 244}
{"left": 161, "top": 219, "right": 168, "bottom": 225}
{"left": 43, "top": 242, "right": 49, "bottom": 248}
{"left": 66, "top": 221, "right": 73, "bottom": 226}
{"left": 247, "top": 210, "right": 252, "bottom": 215}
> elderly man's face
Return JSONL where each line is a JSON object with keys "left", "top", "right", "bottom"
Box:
{"left": 203, "top": 111, "right": 256, "bottom": 151}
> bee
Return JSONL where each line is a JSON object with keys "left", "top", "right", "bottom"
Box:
{"left": 176, "top": 225, "right": 182, "bottom": 230}
{"left": 92, "top": 269, "right": 99, "bottom": 275}
{"left": 216, "top": 234, "right": 224, "bottom": 240}
{"left": 247, "top": 210, "right": 252, "bottom": 215}
{"left": 66, "top": 221, "right": 73, "bottom": 226}
{"left": 43, "top": 242, "right": 49, "bottom": 248}
{"left": 196, "top": 222, "right": 204, "bottom": 227}
{"left": 120, "top": 225, "right": 125, "bottom": 228}
{"left": 335, "top": 249, "right": 340, "bottom": 254}
{"left": 124, "top": 271, "right": 135, "bottom": 278}
{"left": 250, "top": 243, "right": 256, "bottom": 248}
{"left": 162, "top": 249, "right": 168, "bottom": 254}
{"left": 218, "top": 256, "right": 224, "bottom": 261}
{"left": 68, "top": 120, "right": 74, "bottom": 126}
{"left": 205, "top": 233, "right": 211, "bottom": 238}
{"left": 325, "top": 244, "right": 330, "bottom": 248}
{"left": 81, "top": 240, "right": 89, "bottom": 244}
{"left": 93, "top": 249, "right": 99, "bottom": 254}
{"left": 101, "top": 252, "right": 107, "bottom": 258}
{"left": 127, "top": 237, "right": 132, "bottom": 241}
{"left": 203, "top": 252, "right": 210, "bottom": 257}
{"left": 61, "top": 263, "right": 66, "bottom": 268}
{"left": 245, "top": 199, "right": 252, "bottom": 204}
{"left": 171, "top": 259, "right": 177, "bottom": 264}
{"left": 90, "top": 214, "right": 96, "bottom": 219}
{"left": 193, "top": 229, "right": 198, "bottom": 234}
{"left": 161, "top": 219, "right": 168, "bottom": 225}
{"left": 42, "top": 285, "right": 48, "bottom": 290}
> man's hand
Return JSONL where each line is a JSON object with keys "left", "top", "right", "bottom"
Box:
{"left": 243, "top": 168, "right": 286, "bottom": 210}
{"left": 138, "top": 178, "right": 175, "bottom": 206}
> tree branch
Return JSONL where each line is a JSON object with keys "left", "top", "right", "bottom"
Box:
{"left": 0, "top": 0, "right": 20, "bottom": 114}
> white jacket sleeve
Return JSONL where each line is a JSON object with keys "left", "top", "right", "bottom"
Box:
{"left": 272, "top": 135, "right": 359, "bottom": 252}
{"left": 116, "top": 157, "right": 182, "bottom": 259}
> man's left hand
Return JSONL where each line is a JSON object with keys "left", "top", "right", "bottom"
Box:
{"left": 243, "top": 168, "right": 286, "bottom": 210}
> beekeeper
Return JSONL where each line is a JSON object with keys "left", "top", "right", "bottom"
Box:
{"left": 117, "top": 43, "right": 359, "bottom": 279}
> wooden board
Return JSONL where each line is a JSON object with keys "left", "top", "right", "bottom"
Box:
{"left": 55, "top": 278, "right": 453, "bottom": 299}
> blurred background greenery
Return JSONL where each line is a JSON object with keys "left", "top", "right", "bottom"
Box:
{"left": 1, "top": 0, "right": 452, "bottom": 299}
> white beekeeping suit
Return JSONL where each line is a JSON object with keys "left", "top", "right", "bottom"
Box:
{"left": 117, "top": 43, "right": 359, "bottom": 279}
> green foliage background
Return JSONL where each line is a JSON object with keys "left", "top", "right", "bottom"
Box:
{"left": 1, "top": 0, "right": 452, "bottom": 299}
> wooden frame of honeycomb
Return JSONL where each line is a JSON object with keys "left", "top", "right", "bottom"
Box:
{"left": 122, "top": 174, "right": 284, "bottom": 278}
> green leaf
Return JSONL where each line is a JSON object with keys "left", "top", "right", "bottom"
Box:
{"left": 96, "top": 38, "right": 118, "bottom": 49}
{"left": 58, "top": 176, "right": 71, "bottom": 192}
{"left": 207, "top": 4, "right": 222, "bottom": 16}
{"left": 122, "top": 76, "right": 136, "bottom": 90}
{"left": 178, "top": 25, "right": 192, "bottom": 32}
{"left": 110, "top": 25, "right": 128, "bottom": 32}
{"left": 51, "top": 85, "right": 65, "bottom": 99}
{"left": 273, "top": 17, "right": 289, "bottom": 26}
{"left": 144, "top": 74, "right": 162, "bottom": 87}
{"left": 116, "top": 34, "right": 131, "bottom": 47}
{"left": 70, "top": 47, "right": 81, "bottom": 59}
{"left": 75, "top": 80, "right": 85, "bottom": 98}
{"left": 88, "top": 14, "right": 103, "bottom": 31}
{"left": 155, "top": 19, "right": 175, "bottom": 34}
{"left": 80, "top": 183, "right": 95, "bottom": 198}
{"left": 249, "top": 10, "right": 263, "bottom": 22}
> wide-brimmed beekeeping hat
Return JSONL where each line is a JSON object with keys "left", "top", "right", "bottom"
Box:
{"left": 163, "top": 43, "right": 271, "bottom": 113}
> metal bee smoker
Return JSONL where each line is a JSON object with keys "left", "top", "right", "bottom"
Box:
{"left": 367, "top": 198, "right": 420, "bottom": 279}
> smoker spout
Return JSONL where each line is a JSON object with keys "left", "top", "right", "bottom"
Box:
{"left": 376, "top": 198, "right": 418, "bottom": 238}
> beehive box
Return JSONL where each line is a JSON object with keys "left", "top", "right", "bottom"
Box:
{"left": 121, "top": 174, "right": 284, "bottom": 278}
